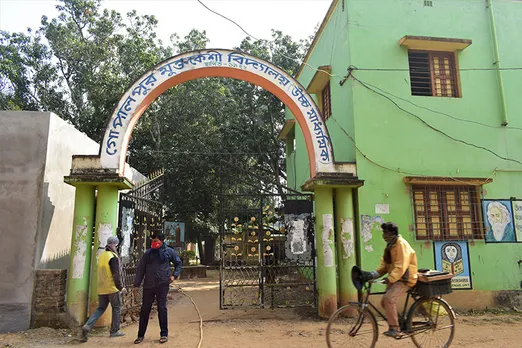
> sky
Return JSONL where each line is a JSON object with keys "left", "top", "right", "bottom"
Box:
{"left": 0, "top": 0, "right": 332, "bottom": 49}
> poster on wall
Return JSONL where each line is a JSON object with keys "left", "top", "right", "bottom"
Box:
{"left": 510, "top": 200, "right": 522, "bottom": 242}
{"left": 482, "top": 200, "right": 516, "bottom": 243}
{"left": 164, "top": 221, "right": 185, "bottom": 246}
{"left": 434, "top": 241, "right": 472, "bottom": 290}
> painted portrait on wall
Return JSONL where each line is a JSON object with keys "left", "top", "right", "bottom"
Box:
{"left": 164, "top": 221, "right": 185, "bottom": 245}
{"left": 434, "top": 241, "right": 471, "bottom": 289}
{"left": 482, "top": 200, "right": 516, "bottom": 243}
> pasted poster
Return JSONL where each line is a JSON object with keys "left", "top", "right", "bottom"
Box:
{"left": 482, "top": 200, "right": 516, "bottom": 243}
{"left": 164, "top": 221, "right": 185, "bottom": 245}
{"left": 510, "top": 200, "right": 522, "bottom": 242}
{"left": 434, "top": 241, "right": 471, "bottom": 289}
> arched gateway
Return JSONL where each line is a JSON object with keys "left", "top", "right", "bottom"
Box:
{"left": 100, "top": 49, "right": 334, "bottom": 176}
{"left": 66, "top": 49, "right": 359, "bottom": 327}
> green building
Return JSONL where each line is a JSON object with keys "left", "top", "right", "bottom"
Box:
{"left": 282, "top": 0, "right": 522, "bottom": 316}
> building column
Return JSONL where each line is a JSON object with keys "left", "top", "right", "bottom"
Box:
{"left": 66, "top": 185, "right": 96, "bottom": 325}
{"left": 314, "top": 186, "right": 337, "bottom": 318}
{"left": 335, "top": 187, "right": 358, "bottom": 308}
{"left": 90, "top": 184, "right": 119, "bottom": 327}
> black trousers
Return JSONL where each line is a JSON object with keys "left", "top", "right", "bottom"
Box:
{"left": 138, "top": 284, "right": 169, "bottom": 338}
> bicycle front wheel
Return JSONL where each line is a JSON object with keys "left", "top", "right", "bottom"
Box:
{"left": 407, "top": 297, "right": 455, "bottom": 348}
{"left": 326, "top": 303, "right": 378, "bottom": 348}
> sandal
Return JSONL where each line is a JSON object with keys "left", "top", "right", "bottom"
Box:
{"left": 134, "top": 337, "right": 144, "bottom": 344}
{"left": 159, "top": 336, "right": 168, "bottom": 343}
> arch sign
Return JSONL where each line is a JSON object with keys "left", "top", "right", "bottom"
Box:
{"left": 100, "top": 49, "right": 334, "bottom": 177}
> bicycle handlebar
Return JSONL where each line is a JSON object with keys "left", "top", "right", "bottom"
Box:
{"left": 370, "top": 279, "right": 387, "bottom": 285}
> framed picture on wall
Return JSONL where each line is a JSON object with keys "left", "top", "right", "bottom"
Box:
{"left": 434, "top": 241, "right": 472, "bottom": 290}
{"left": 482, "top": 199, "right": 516, "bottom": 243}
{"left": 510, "top": 200, "right": 522, "bottom": 242}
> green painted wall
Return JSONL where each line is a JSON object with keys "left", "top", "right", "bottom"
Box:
{"left": 289, "top": 0, "right": 522, "bottom": 292}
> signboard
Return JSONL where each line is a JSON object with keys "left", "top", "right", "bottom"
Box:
{"left": 164, "top": 221, "right": 185, "bottom": 246}
{"left": 434, "top": 241, "right": 471, "bottom": 290}
{"left": 482, "top": 200, "right": 516, "bottom": 243}
{"left": 511, "top": 200, "right": 522, "bottom": 242}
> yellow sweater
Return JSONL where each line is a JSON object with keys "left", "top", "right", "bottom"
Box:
{"left": 376, "top": 236, "right": 418, "bottom": 287}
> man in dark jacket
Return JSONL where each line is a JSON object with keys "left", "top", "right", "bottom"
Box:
{"left": 133, "top": 232, "right": 182, "bottom": 344}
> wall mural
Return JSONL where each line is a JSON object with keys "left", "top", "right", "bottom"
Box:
{"left": 434, "top": 241, "right": 471, "bottom": 290}
{"left": 482, "top": 200, "right": 516, "bottom": 243}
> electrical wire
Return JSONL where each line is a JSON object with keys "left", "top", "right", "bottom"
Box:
{"left": 330, "top": 116, "right": 496, "bottom": 185}
{"left": 196, "top": 0, "right": 522, "bottom": 169}
{"left": 349, "top": 73, "right": 522, "bottom": 166}
{"left": 172, "top": 286, "right": 203, "bottom": 348}
{"left": 345, "top": 72, "right": 522, "bottom": 131}
{"left": 196, "top": 0, "right": 342, "bottom": 80}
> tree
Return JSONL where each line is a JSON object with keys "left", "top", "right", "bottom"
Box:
{"left": 1, "top": 0, "right": 312, "bottom": 265}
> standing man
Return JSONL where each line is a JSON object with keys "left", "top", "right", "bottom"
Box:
{"left": 133, "top": 232, "right": 182, "bottom": 344}
{"left": 82, "top": 236, "right": 126, "bottom": 341}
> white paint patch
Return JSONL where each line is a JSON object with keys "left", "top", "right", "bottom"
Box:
{"left": 98, "top": 223, "right": 113, "bottom": 248}
{"left": 360, "top": 215, "right": 375, "bottom": 244}
{"left": 375, "top": 204, "right": 390, "bottom": 214}
{"left": 360, "top": 215, "right": 384, "bottom": 252}
{"left": 120, "top": 207, "right": 134, "bottom": 258}
{"left": 71, "top": 217, "right": 88, "bottom": 279}
{"left": 290, "top": 220, "right": 306, "bottom": 255}
{"left": 341, "top": 218, "right": 354, "bottom": 259}
{"left": 322, "top": 214, "right": 334, "bottom": 267}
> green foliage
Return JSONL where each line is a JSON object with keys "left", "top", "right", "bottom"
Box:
{"left": 1, "top": 0, "right": 312, "bottom": 255}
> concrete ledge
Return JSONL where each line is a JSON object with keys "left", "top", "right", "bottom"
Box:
{"left": 179, "top": 265, "right": 207, "bottom": 280}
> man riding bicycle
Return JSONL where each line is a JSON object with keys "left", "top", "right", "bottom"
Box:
{"left": 362, "top": 222, "right": 418, "bottom": 338}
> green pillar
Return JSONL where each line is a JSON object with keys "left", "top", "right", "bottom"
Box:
{"left": 66, "top": 185, "right": 96, "bottom": 325}
{"left": 335, "top": 188, "right": 358, "bottom": 308}
{"left": 90, "top": 184, "right": 119, "bottom": 326}
{"left": 314, "top": 186, "right": 337, "bottom": 318}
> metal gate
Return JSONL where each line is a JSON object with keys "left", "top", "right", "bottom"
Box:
{"left": 118, "top": 170, "right": 164, "bottom": 312}
{"left": 219, "top": 161, "right": 316, "bottom": 309}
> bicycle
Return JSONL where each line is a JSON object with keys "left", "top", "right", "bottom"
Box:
{"left": 326, "top": 268, "right": 456, "bottom": 348}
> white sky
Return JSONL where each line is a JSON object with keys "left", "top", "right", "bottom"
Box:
{"left": 0, "top": 0, "right": 332, "bottom": 49}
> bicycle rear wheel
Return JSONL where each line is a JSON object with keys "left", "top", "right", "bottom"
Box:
{"left": 407, "top": 297, "right": 455, "bottom": 348}
{"left": 326, "top": 304, "right": 378, "bottom": 348}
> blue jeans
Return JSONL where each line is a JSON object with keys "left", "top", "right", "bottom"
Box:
{"left": 84, "top": 292, "right": 122, "bottom": 333}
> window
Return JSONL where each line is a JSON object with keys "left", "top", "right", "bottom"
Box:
{"left": 408, "top": 51, "right": 459, "bottom": 97}
{"left": 321, "top": 82, "right": 332, "bottom": 120}
{"left": 412, "top": 185, "right": 483, "bottom": 240}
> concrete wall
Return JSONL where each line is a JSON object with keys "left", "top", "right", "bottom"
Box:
{"left": 36, "top": 114, "right": 98, "bottom": 269}
{"left": 0, "top": 111, "right": 50, "bottom": 333}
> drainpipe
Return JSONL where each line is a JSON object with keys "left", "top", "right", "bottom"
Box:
{"left": 487, "top": 0, "right": 508, "bottom": 126}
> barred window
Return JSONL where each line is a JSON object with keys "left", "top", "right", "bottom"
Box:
{"left": 321, "top": 82, "right": 332, "bottom": 120}
{"left": 408, "top": 51, "right": 459, "bottom": 98}
{"left": 412, "top": 185, "right": 483, "bottom": 240}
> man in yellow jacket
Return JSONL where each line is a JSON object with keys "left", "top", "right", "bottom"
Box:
{"left": 82, "top": 236, "right": 127, "bottom": 341}
{"left": 368, "top": 222, "right": 418, "bottom": 338}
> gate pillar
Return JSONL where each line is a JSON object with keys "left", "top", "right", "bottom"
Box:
{"left": 335, "top": 188, "right": 358, "bottom": 308}
{"left": 314, "top": 186, "right": 337, "bottom": 318}
{"left": 64, "top": 155, "right": 134, "bottom": 327}
{"left": 65, "top": 184, "right": 96, "bottom": 325}
{"left": 89, "top": 184, "right": 119, "bottom": 326}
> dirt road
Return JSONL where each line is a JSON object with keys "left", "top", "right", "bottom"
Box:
{"left": 1, "top": 271, "right": 521, "bottom": 347}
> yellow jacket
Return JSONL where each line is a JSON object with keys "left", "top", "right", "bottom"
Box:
{"left": 97, "top": 250, "right": 120, "bottom": 295}
{"left": 376, "top": 235, "right": 418, "bottom": 287}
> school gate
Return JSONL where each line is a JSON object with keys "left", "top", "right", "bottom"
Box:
{"left": 64, "top": 49, "right": 361, "bottom": 327}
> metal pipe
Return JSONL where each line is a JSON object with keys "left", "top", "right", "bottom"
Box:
{"left": 487, "top": 0, "right": 508, "bottom": 126}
